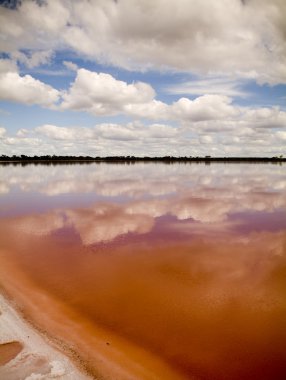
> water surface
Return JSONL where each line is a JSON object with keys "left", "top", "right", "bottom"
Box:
{"left": 0, "top": 162, "right": 286, "bottom": 379}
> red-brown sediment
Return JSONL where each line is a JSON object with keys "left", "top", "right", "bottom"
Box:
{"left": 1, "top": 219, "right": 286, "bottom": 379}
{"left": 0, "top": 341, "right": 23, "bottom": 366}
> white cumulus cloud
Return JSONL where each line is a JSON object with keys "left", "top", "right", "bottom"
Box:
{"left": 171, "top": 95, "right": 240, "bottom": 122}
{"left": 0, "top": 0, "right": 285, "bottom": 84}
{"left": 60, "top": 68, "right": 242, "bottom": 122}
{"left": 61, "top": 68, "right": 155, "bottom": 115}
{"left": 0, "top": 59, "right": 60, "bottom": 107}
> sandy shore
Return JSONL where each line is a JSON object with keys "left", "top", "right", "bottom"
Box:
{"left": 0, "top": 293, "right": 91, "bottom": 380}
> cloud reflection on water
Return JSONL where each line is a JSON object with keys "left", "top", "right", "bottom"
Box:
{"left": 0, "top": 163, "right": 286, "bottom": 379}
{"left": 0, "top": 163, "right": 285, "bottom": 244}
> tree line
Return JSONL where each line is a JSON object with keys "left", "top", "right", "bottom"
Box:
{"left": 0, "top": 154, "right": 285, "bottom": 163}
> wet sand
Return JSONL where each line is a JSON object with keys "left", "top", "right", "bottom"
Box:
{"left": 0, "top": 293, "right": 90, "bottom": 380}
{"left": 0, "top": 341, "right": 23, "bottom": 366}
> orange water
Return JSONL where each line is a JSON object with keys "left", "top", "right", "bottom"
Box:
{"left": 0, "top": 163, "right": 286, "bottom": 379}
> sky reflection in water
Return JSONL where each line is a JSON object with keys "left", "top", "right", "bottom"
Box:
{"left": 0, "top": 163, "right": 286, "bottom": 380}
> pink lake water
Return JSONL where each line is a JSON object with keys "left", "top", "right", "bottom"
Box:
{"left": 0, "top": 162, "right": 286, "bottom": 379}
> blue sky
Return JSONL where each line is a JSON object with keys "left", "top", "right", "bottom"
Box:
{"left": 0, "top": 0, "right": 285, "bottom": 156}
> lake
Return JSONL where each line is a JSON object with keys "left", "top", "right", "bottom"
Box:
{"left": 0, "top": 162, "right": 286, "bottom": 380}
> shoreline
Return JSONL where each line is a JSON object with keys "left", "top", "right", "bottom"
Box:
{"left": 0, "top": 292, "right": 91, "bottom": 380}
{"left": 0, "top": 156, "right": 285, "bottom": 165}
{"left": 0, "top": 270, "right": 187, "bottom": 380}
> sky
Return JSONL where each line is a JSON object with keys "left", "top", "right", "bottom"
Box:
{"left": 0, "top": 0, "right": 285, "bottom": 157}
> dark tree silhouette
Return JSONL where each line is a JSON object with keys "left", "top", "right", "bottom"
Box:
{"left": 0, "top": 155, "right": 285, "bottom": 165}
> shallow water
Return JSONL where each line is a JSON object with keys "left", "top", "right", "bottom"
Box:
{"left": 0, "top": 341, "right": 23, "bottom": 366}
{"left": 0, "top": 162, "right": 286, "bottom": 379}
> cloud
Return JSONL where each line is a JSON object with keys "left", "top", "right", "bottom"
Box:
{"left": 63, "top": 0, "right": 286, "bottom": 84}
{"left": 3, "top": 136, "right": 41, "bottom": 146}
{"left": 1, "top": 0, "right": 285, "bottom": 84}
{"left": 63, "top": 60, "right": 78, "bottom": 71}
{"left": 97, "top": 122, "right": 178, "bottom": 141}
{"left": 1, "top": 107, "right": 285, "bottom": 156}
{"left": 171, "top": 95, "right": 240, "bottom": 122}
{"left": 166, "top": 77, "right": 249, "bottom": 98}
{"left": 16, "top": 128, "right": 29, "bottom": 137}
{"left": 123, "top": 100, "right": 169, "bottom": 120}
{"left": 0, "top": 0, "right": 284, "bottom": 162}
{"left": 60, "top": 68, "right": 240, "bottom": 122}
{"left": 0, "top": 59, "right": 60, "bottom": 106}
{"left": 3, "top": 59, "right": 282, "bottom": 135}
{"left": 0, "top": 57, "right": 285, "bottom": 158}
{"left": 0, "top": 127, "right": 6, "bottom": 138}
{"left": 34, "top": 122, "right": 179, "bottom": 146}
{"left": 61, "top": 68, "right": 155, "bottom": 115}
{"left": 0, "top": 0, "right": 284, "bottom": 85}
{"left": 244, "top": 108, "right": 286, "bottom": 129}
{"left": 276, "top": 131, "right": 286, "bottom": 141}
{"left": 61, "top": 68, "right": 169, "bottom": 120}
{"left": 0, "top": 1, "right": 70, "bottom": 50}
{"left": 11, "top": 49, "right": 54, "bottom": 68}
{"left": 35, "top": 124, "right": 97, "bottom": 141}
{"left": 200, "top": 135, "right": 213, "bottom": 144}
{"left": 0, "top": 58, "right": 18, "bottom": 73}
